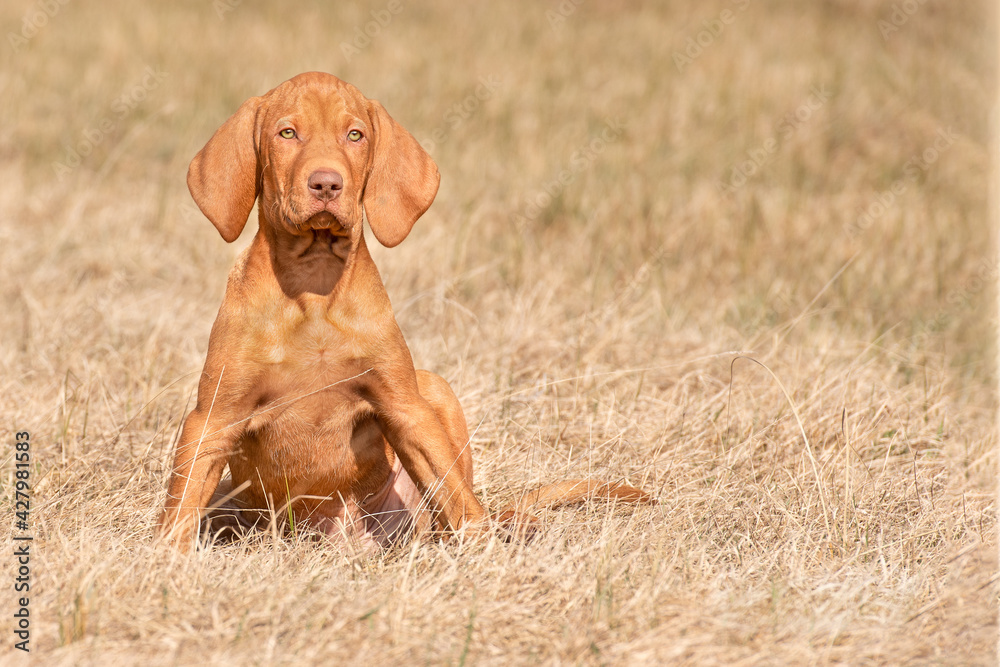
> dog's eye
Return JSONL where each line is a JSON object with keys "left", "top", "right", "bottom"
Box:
{"left": 347, "top": 129, "right": 363, "bottom": 142}
{"left": 280, "top": 128, "right": 296, "bottom": 139}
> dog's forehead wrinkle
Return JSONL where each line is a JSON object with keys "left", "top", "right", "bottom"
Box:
{"left": 268, "top": 92, "right": 360, "bottom": 133}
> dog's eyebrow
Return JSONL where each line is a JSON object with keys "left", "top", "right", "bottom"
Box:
{"left": 326, "top": 113, "right": 366, "bottom": 129}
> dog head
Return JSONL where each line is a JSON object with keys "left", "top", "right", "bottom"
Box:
{"left": 187, "top": 71, "right": 439, "bottom": 248}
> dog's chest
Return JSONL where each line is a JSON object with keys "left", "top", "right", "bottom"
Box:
{"left": 246, "top": 316, "right": 370, "bottom": 437}
{"left": 252, "top": 298, "right": 366, "bottom": 369}
{"left": 227, "top": 286, "right": 395, "bottom": 498}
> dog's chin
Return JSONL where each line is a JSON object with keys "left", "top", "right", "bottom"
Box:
{"left": 297, "top": 211, "right": 351, "bottom": 235}
{"left": 305, "top": 211, "right": 337, "bottom": 228}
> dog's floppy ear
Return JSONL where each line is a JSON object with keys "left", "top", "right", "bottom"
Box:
{"left": 187, "top": 95, "right": 263, "bottom": 243}
{"left": 364, "top": 100, "right": 440, "bottom": 248}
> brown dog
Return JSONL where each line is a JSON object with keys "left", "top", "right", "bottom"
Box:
{"left": 157, "top": 72, "right": 648, "bottom": 551}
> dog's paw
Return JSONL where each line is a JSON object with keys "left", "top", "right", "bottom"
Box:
{"left": 492, "top": 510, "right": 540, "bottom": 542}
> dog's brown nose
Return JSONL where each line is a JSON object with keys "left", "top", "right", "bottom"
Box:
{"left": 308, "top": 170, "right": 343, "bottom": 202}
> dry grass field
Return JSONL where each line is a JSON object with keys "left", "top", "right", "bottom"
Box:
{"left": 0, "top": 0, "right": 997, "bottom": 664}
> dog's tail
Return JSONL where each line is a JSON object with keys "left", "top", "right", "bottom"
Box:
{"left": 507, "top": 480, "right": 653, "bottom": 514}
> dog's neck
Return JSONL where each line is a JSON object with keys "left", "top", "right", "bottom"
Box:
{"left": 258, "top": 215, "right": 361, "bottom": 300}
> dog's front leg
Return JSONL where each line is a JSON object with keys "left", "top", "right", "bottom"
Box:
{"left": 157, "top": 407, "right": 240, "bottom": 551}
{"left": 374, "top": 392, "right": 486, "bottom": 533}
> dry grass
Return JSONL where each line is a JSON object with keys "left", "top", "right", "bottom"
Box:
{"left": 0, "top": 0, "right": 997, "bottom": 664}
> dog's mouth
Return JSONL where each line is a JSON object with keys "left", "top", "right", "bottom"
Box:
{"left": 284, "top": 210, "right": 351, "bottom": 235}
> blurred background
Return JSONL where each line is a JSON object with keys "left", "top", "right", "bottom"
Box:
{"left": 0, "top": 1, "right": 995, "bottom": 663}
{"left": 1, "top": 1, "right": 995, "bottom": 386}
